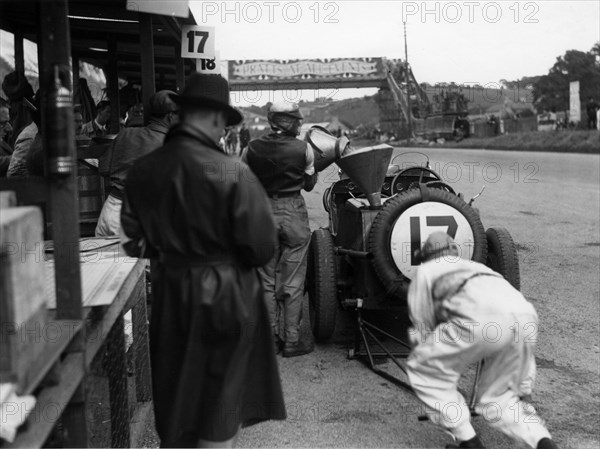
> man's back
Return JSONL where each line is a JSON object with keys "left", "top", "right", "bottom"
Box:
{"left": 108, "top": 120, "right": 168, "bottom": 194}
{"left": 124, "top": 124, "right": 275, "bottom": 264}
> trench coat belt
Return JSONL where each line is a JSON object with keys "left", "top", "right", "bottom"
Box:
{"left": 158, "top": 252, "right": 235, "bottom": 267}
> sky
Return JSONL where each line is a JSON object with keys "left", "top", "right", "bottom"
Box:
{"left": 189, "top": 0, "right": 600, "bottom": 106}
{"left": 1, "top": 1, "right": 598, "bottom": 107}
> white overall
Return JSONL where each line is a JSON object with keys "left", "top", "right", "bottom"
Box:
{"left": 406, "top": 258, "right": 551, "bottom": 448}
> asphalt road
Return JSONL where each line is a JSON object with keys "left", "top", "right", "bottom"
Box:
{"left": 143, "top": 146, "right": 600, "bottom": 448}
{"left": 239, "top": 147, "right": 599, "bottom": 449}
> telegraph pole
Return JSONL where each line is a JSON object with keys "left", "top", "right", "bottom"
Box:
{"left": 403, "top": 21, "right": 413, "bottom": 144}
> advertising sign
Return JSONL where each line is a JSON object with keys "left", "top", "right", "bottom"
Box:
{"left": 228, "top": 58, "right": 385, "bottom": 81}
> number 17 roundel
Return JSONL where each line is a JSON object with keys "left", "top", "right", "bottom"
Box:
{"left": 368, "top": 188, "right": 488, "bottom": 286}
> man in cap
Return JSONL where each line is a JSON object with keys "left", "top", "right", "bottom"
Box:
{"left": 95, "top": 90, "right": 179, "bottom": 236}
{"left": 82, "top": 100, "right": 111, "bottom": 137}
{"left": 0, "top": 102, "right": 13, "bottom": 176}
{"left": 120, "top": 74, "right": 285, "bottom": 447}
{"left": 405, "top": 232, "right": 558, "bottom": 449}
{"left": 1, "top": 70, "right": 34, "bottom": 148}
{"left": 242, "top": 100, "right": 318, "bottom": 357}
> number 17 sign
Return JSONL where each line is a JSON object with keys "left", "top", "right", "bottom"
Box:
{"left": 181, "top": 25, "right": 215, "bottom": 59}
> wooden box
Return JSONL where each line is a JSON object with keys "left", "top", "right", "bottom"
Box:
{"left": 0, "top": 206, "right": 48, "bottom": 390}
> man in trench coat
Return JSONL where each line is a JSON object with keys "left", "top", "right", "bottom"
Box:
{"left": 121, "top": 74, "right": 286, "bottom": 447}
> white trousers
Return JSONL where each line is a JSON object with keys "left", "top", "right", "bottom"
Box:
{"left": 95, "top": 194, "right": 122, "bottom": 237}
{"left": 406, "top": 302, "right": 551, "bottom": 448}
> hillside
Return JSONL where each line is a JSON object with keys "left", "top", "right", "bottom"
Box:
{"left": 238, "top": 84, "right": 533, "bottom": 133}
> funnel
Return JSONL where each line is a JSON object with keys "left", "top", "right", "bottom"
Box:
{"left": 336, "top": 144, "right": 394, "bottom": 207}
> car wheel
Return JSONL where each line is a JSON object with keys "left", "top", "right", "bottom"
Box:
{"left": 486, "top": 227, "right": 520, "bottom": 290}
{"left": 307, "top": 228, "right": 338, "bottom": 342}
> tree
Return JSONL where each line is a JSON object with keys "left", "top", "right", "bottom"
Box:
{"left": 533, "top": 45, "right": 600, "bottom": 112}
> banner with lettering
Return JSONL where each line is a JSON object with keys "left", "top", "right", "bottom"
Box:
{"left": 228, "top": 58, "right": 385, "bottom": 81}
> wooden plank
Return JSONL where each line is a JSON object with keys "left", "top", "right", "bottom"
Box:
{"left": 129, "top": 402, "right": 154, "bottom": 448}
{"left": 85, "top": 261, "right": 145, "bottom": 367}
{"left": 2, "top": 352, "right": 85, "bottom": 449}
{"left": 22, "top": 319, "right": 84, "bottom": 395}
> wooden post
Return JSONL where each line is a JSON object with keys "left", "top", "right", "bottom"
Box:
{"left": 14, "top": 31, "right": 25, "bottom": 75}
{"left": 174, "top": 44, "right": 185, "bottom": 93}
{"left": 131, "top": 283, "right": 151, "bottom": 402}
{"left": 107, "top": 315, "right": 131, "bottom": 447}
{"left": 72, "top": 53, "right": 80, "bottom": 107}
{"left": 38, "top": 0, "right": 82, "bottom": 319}
{"left": 107, "top": 37, "right": 120, "bottom": 134}
{"left": 38, "top": 2, "right": 88, "bottom": 446}
{"left": 139, "top": 14, "right": 156, "bottom": 124}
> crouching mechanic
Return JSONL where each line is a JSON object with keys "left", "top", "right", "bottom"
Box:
{"left": 405, "top": 232, "right": 558, "bottom": 449}
{"left": 242, "top": 101, "right": 318, "bottom": 357}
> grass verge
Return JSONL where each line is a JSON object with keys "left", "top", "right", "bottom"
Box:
{"left": 403, "top": 130, "right": 600, "bottom": 154}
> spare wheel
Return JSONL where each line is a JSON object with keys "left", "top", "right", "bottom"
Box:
{"left": 368, "top": 187, "right": 487, "bottom": 300}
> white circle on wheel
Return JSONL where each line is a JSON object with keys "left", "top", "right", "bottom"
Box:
{"left": 389, "top": 201, "right": 475, "bottom": 280}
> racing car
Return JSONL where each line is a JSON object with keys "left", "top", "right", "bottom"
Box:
{"left": 304, "top": 127, "right": 520, "bottom": 369}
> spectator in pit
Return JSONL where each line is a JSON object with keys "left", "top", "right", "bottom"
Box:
{"left": 95, "top": 91, "right": 179, "bottom": 237}
{"left": 120, "top": 74, "right": 285, "bottom": 447}
{"left": 405, "top": 232, "right": 559, "bottom": 449}
{"left": 73, "top": 106, "right": 84, "bottom": 136}
{"left": 6, "top": 91, "right": 39, "bottom": 178}
{"left": 82, "top": 100, "right": 111, "bottom": 137}
{"left": 0, "top": 103, "right": 13, "bottom": 176}
{"left": 239, "top": 121, "right": 250, "bottom": 151}
{"left": 124, "top": 103, "right": 144, "bottom": 128}
{"left": 242, "top": 101, "right": 318, "bottom": 358}
{"left": 1, "top": 70, "right": 34, "bottom": 148}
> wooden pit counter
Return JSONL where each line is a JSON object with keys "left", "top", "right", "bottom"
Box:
{"left": 1, "top": 239, "right": 151, "bottom": 448}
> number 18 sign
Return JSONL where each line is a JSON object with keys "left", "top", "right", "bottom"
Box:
{"left": 181, "top": 25, "right": 215, "bottom": 59}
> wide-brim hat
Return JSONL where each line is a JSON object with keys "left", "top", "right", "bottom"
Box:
{"left": 169, "top": 74, "right": 242, "bottom": 126}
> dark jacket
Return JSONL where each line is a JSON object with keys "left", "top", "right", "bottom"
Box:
{"left": 246, "top": 132, "right": 309, "bottom": 195}
{"left": 108, "top": 119, "right": 169, "bottom": 199}
{"left": 121, "top": 123, "right": 285, "bottom": 444}
{"left": 0, "top": 140, "right": 12, "bottom": 177}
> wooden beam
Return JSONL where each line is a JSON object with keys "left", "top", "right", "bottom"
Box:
{"left": 14, "top": 30, "right": 25, "bottom": 74}
{"left": 174, "top": 43, "right": 185, "bottom": 92}
{"left": 139, "top": 14, "right": 156, "bottom": 124}
{"left": 106, "top": 36, "right": 120, "bottom": 133}
{"left": 38, "top": 0, "right": 84, "bottom": 322}
{"left": 229, "top": 77, "right": 389, "bottom": 91}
